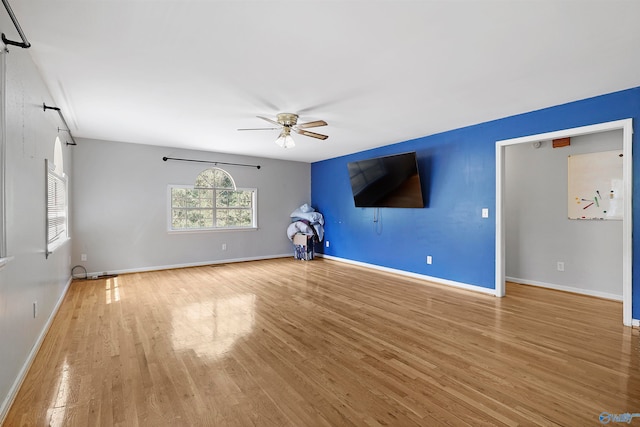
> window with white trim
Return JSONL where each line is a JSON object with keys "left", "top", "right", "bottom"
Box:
{"left": 169, "top": 168, "right": 257, "bottom": 231}
{"left": 46, "top": 153, "right": 69, "bottom": 257}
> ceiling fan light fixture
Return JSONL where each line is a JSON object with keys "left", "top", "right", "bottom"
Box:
{"left": 275, "top": 128, "right": 295, "bottom": 148}
{"left": 239, "top": 112, "right": 327, "bottom": 148}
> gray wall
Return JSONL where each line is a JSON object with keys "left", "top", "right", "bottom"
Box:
{"left": 505, "top": 130, "right": 623, "bottom": 299}
{"left": 72, "top": 139, "right": 310, "bottom": 274}
{"left": 0, "top": 40, "right": 73, "bottom": 417}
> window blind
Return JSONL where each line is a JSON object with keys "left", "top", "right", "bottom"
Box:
{"left": 46, "top": 159, "right": 68, "bottom": 257}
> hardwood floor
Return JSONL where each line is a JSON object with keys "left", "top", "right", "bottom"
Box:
{"left": 4, "top": 258, "right": 639, "bottom": 426}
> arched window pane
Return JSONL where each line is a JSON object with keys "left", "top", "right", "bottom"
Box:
{"left": 194, "top": 168, "right": 235, "bottom": 190}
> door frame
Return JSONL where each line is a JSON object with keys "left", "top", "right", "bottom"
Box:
{"left": 495, "top": 119, "right": 633, "bottom": 326}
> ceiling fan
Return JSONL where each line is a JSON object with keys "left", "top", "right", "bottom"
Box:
{"left": 238, "top": 113, "right": 328, "bottom": 148}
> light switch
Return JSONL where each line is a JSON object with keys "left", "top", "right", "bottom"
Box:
{"left": 482, "top": 208, "right": 489, "bottom": 218}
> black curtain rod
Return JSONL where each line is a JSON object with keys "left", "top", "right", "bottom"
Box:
{"left": 163, "top": 156, "right": 261, "bottom": 169}
{"left": 43, "top": 103, "right": 77, "bottom": 146}
{"left": 1, "top": 0, "right": 30, "bottom": 49}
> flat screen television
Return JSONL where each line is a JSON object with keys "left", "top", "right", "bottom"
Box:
{"left": 347, "top": 151, "right": 425, "bottom": 208}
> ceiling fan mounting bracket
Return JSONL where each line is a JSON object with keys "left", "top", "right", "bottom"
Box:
{"left": 277, "top": 113, "right": 298, "bottom": 127}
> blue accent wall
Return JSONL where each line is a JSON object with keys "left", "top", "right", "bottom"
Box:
{"left": 311, "top": 86, "right": 640, "bottom": 319}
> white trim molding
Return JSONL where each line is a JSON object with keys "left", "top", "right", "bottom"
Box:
{"left": 319, "top": 254, "right": 497, "bottom": 296}
{"left": 506, "top": 276, "right": 623, "bottom": 301}
{"left": 86, "top": 253, "right": 292, "bottom": 277}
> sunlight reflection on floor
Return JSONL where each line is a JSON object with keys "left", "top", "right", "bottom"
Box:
{"left": 171, "top": 294, "right": 256, "bottom": 359}
{"left": 105, "top": 277, "right": 120, "bottom": 304}
{"left": 47, "top": 358, "right": 70, "bottom": 427}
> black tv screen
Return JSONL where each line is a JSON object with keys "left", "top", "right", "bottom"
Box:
{"left": 347, "top": 151, "right": 425, "bottom": 208}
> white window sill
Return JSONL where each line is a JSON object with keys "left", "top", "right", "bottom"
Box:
{"left": 47, "top": 236, "right": 71, "bottom": 257}
{"left": 0, "top": 256, "right": 14, "bottom": 270}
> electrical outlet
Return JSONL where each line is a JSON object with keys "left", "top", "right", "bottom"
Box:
{"left": 557, "top": 262, "right": 565, "bottom": 272}
{"left": 426, "top": 255, "right": 433, "bottom": 265}
{"left": 222, "top": 243, "right": 227, "bottom": 251}
{"left": 81, "top": 253, "right": 87, "bottom": 261}
{"left": 326, "top": 240, "right": 330, "bottom": 248}
{"left": 482, "top": 208, "right": 489, "bottom": 218}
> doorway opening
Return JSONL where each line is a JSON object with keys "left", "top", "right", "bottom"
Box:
{"left": 495, "top": 119, "right": 633, "bottom": 326}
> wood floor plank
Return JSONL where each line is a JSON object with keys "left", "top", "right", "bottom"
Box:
{"left": 3, "top": 258, "right": 639, "bottom": 426}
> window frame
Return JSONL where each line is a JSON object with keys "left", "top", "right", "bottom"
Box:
{"left": 45, "top": 158, "right": 70, "bottom": 257}
{"left": 167, "top": 184, "right": 258, "bottom": 233}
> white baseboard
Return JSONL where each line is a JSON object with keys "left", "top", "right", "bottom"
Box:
{"left": 86, "top": 253, "right": 292, "bottom": 277}
{"left": 0, "top": 276, "right": 73, "bottom": 425}
{"left": 632, "top": 319, "right": 639, "bottom": 327}
{"left": 506, "top": 276, "right": 623, "bottom": 301}
{"left": 318, "top": 254, "right": 497, "bottom": 296}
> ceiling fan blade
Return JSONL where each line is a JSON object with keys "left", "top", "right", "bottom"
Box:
{"left": 257, "top": 115, "right": 283, "bottom": 127}
{"left": 294, "top": 128, "right": 329, "bottom": 140}
{"left": 237, "top": 127, "right": 280, "bottom": 131}
{"left": 297, "top": 120, "right": 327, "bottom": 129}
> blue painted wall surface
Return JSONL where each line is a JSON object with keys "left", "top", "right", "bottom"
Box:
{"left": 311, "top": 87, "right": 640, "bottom": 318}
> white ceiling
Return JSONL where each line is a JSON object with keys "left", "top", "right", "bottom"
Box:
{"left": 7, "top": 0, "right": 640, "bottom": 163}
